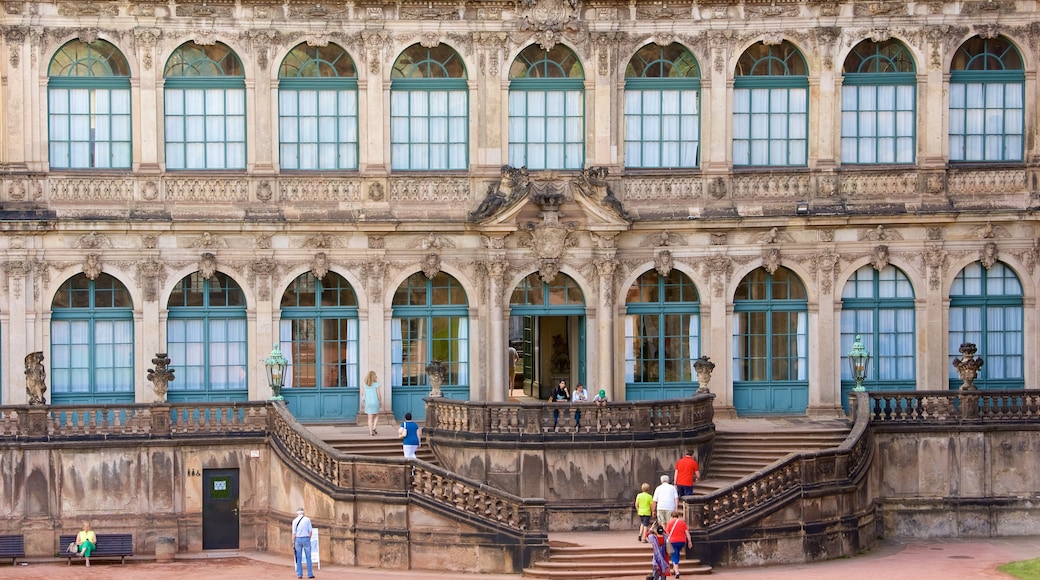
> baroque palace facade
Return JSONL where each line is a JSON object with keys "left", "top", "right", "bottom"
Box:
{"left": 0, "top": 0, "right": 1036, "bottom": 421}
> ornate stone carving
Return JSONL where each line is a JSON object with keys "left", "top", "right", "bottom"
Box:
{"left": 694, "top": 355, "right": 715, "bottom": 393}
{"left": 973, "top": 221, "right": 1010, "bottom": 239}
{"left": 923, "top": 246, "right": 948, "bottom": 291}
{"left": 654, "top": 250, "right": 673, "bottom": 277}
{"left": 538, "top": 258, "right": 561, "bottom": 283}
{"left": 482, "top": 235, "right": 506, "bottom": 250}
{"left": 142, "top": 235, "right": 159, "bottom": 249}
{"left": 470, "top": 165, "right": 531, "bottom": 221}
{"left": 279, "top": 178, "right": 360, "bottom": 202}
{"left": 416, "top": 233, "right": 456, "bottom": 250}
{"left": 369, "top": 182, "right": 385, "bottom": 202}
{"left": 141, "top": 180, "right": 159, "bottom": 200}
{"left": 854, "top": 1, "right": 907, "bottom": 17}
{"left": 368, "top": 235, "right": 385, "bottom": 250}
{"left": 421, "top": 253, "right": 442, "bottom": 279}
{"left": 24, "top": 352, "right": 47, "bottom": 405}
{"left": 762, "top": 247, "right": 782, "bottom": 274}
{"left": 189, "top": 232, "right": 226, "bottom": 249}
{"left": 871, "top": 245, "right": 889, "bottom": 271}
{"left": 199, "top": 253, "right": 218, "bottom": 280}
{"left": 166, "top": 179, "right": 248, "bottom": 202}
{"left": 926, "top": 227, "right": 943, "bottom": 241}
{"left": 312, "top": 252, "right": 329, "bottom": 280}
{"left": 487, "top": 260, "right": 508, "bottom": 307}
{"left": 702, "top": 254, "right": 732, "bottom": 298}
{"left": 573, "top": 167, "right": 630, "bottom": 220}
{"left": 364, "top": 259, "right": 389, "bottom": 302}
{"left": 757, "top": 227, "right": 794, "bottom": 244}
{"left": 256, "top": 181, "right": 273, "bottom": 202}
{"left": 82, "top": 253, "right": 102, "bottom": 280}
{"left": 980, "top": 242, "right": 999, "bottom": 270}
{"left": 641, "top": 231, "right": 686, "bottom": 247}
{"left": 517, "top": 0, "right": 581, "bottom": 43}
{"left": 860, "top": 225, "right": 903, "bottom": 242}
{"left": 710, "top": 233, "right": 727, "bottom": 246}
{"left": 952, "top": 342, "right": 984, "bottom": 390}
{"left": 819, "top": 230, "right": 834, "bottom": 243}
{"left": 75, "top": 231, "right": 110, "bottom": 249}
{"left": 304, "top": 232, "right": 338, "bottom": 249}
{"left": 391, "top": 177, "right": 470, "bottom": 202}
{"left": 961, "top": 0, "right": 1014, "bottom": 15}
{"left": 624, "top": 176, "right": 703, "bottom": 201}
{"left": 147, "top": 353, "right": 175, "bottom": 403}
{"left": 135, "top": 259, "right": 165, "bottom": 301}
{"left": 814, "top": 252, "right": 840, "bottom": 294}
{"left": 256, "top": 234, "right": 272, "bottom": 249}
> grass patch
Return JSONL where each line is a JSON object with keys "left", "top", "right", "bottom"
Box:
{"left": 998, "top": 558, "right": 1040, "bottom": 580}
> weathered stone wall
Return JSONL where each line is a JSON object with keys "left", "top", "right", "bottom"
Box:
{"left": 874, "top": 426, "right": 1040, "bottom": 538}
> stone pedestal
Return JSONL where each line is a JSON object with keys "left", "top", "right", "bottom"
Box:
{"left": 155, "top": 536, "right": 176, "bottom": 562}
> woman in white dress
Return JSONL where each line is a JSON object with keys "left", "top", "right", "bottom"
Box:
{"left": 361, "top": 370, "right": 382, "bottom": 435}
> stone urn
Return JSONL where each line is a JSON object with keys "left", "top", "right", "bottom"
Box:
{"left": 693, "top": 355, "right": 716, "bottom": 394}
{"left": 952, "top": 342, "right": 984, "bottom": 390}
{"left": 148, "top": 353, "right": 176, "bottom": 402}
{"left": 426, "top": 360, "right": 447, "bottom": 397}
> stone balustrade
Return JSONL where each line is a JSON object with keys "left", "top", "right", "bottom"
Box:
{"left": 867, "top": 390, "right": 1040, "bottom": 423}
{"left": 0, "top": 402, "right": 268, "bottom": 439}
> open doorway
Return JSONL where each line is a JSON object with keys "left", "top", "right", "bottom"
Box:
{"left": 510, "top": 315, "right": 585, "bottom": 399}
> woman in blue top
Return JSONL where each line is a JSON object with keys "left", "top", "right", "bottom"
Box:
{"left": 361, "top": 370, "right": 382, "bottom": 436}
{"left": 400, "top": 412, "right": 421, "bottom": 458}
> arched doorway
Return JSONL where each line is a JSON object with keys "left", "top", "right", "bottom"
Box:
{"left": 508, "top": 273, "right": 586, "bottom": 400}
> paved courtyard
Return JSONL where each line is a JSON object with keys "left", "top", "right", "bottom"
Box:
{"left": 3, "top": 536, "right": 1037, "bottom": 579}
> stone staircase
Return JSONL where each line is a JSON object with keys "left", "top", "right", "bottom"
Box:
{"left": 523, "top": 537, "right": 713, "bottom": 578}
{"left": 307, "top": 424, "right": 438, "bottom": 463}
{"left": 694, "top": 418, "right": 852, "bottom": 495}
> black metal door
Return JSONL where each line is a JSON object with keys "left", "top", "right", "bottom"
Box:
{"left": 202, "top": 468, "right": 239, "bottom": 550}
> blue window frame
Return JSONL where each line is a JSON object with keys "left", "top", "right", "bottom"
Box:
{"left": 391, "top": 272, "right": 469, "bottom": 419}
{"left": 167, "top": 272, "right": 248, "bottom": 402}
{"left": 391, "top": 44, "right": 468, "bottom": 170}
{"left": 51, "top": 273, "right": 135, "bottom": 404}
{"left": 48, "top": 39, "right": 131, "bottom": 169}
{"left": 949, "top": 36, "right": 1024, "bottom": 162}
{"left": 948, "top": 262, "right": 1024, "bottom": 389}
{"left": 841, "top": 39, "right": 916, "bottom": 164}
{"left": 840, "top": 265, "right": 916, "bottom": 407}
{"left": 733, "top": 267, "right": 808, "bottom": 414}
{"left": 733, "top": 41, "right": 808, "bottom": 167}
{"left": 624, "top": 43, "right": 700, "bottom": 168}
{"left": 164, "top": 42, "right": 246, "bottom": 170}
{"left": 278, "top": 43, "right": 359, "bottom": 170}
{"left": 624, "top": 270, "right": 700, "bottom": 400}
{"left": 508, "top": 44, "right": 584, "bottom": 170}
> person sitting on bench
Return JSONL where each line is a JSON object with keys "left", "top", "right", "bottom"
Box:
{"left": 75, "top": 521, "right": 96, "bottom": 567}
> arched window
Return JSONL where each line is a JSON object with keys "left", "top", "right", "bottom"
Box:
{"left": 164, "top": 42, "right": 246, "bottom": 170}
{"left": 840, "top": 266, "right": 916, "bottom": 405}
{"left": 733, "top": 267, "right": 808, "bottom": 414}
{"left": 841, "top": 39, "right": 916, "bottom": 164}
{"left": 278, "top": 272, "right": 359, "bottom": 420}
{"left": 51, "top": 273, "right": 134, "bottom": 404}
{"left": 624, "top": 43, "right": 700, "bottom": 168}
{"left": 391, "top": 272, "right": 469, "bottom": 419}
{"left": 391, "top": 44, "right": 468, "bottom": 170}
{"left": 508, "top": 44, "right": 584, "bottom": 170}
{"left": 949, "top": 36, "right": 1024, "bottom": 162}
{"left": 278, "top": 43, "right": 358, "bottom": 170}
{"left": 167, "top": 272, "right": 248, "bottom": 401}
{"left": 48, "top": 39, "right": 131, "bottom": 169}
{"left": 948, "top": 262, "right": 1023, "bottom": 389}
{"left": 733, "top": 41, "right": 808, "bottom": 167}
{"left": 624, "top": 270, "right": 700, "bottom": 400}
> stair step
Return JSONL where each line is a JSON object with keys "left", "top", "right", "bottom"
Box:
{"left": 523, "top": 563, "right": 713, "bottom": 578}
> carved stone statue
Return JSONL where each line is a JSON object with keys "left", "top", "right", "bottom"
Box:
{"left": 148, "top": 353, "right": 176, "bottom": 403}
{"left": 469, "top": 165, "right": 530, "bottom": 221}
{"left": 426, "top": 360, "right": 447, "bottom": 397}
{"left": 24, "top": 351, "right": 47, "bottom": 405}
{"left": 693, "top": 355, "right": 716, "bottom": 394}
{"left": 952, "top": 342, "right": 984, "bottom": 390}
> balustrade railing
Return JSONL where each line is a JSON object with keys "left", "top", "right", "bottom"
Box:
{"left": 867, "top": 390, "right": 1040, "bottom": 424}
{"left": 426, "top": 394, "right": 715, "bottom": 436}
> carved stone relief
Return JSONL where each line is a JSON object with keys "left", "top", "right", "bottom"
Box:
{"left": 654, "top": 250, "right": 673, "bottom": 277}
{"left": 860, "top": 225, "right": 903, "bottom": 242}
{"left": 82, "top": 253, "right": 102, "bottom": 280}
{"left": 762, "top": 247, "right": 782, "bottom": 274}
{"left": 190, "top": 232, "right": 226, "bottom": 249}
{"left": 871, "top": 245, "right": 890, "bottom": 271}
{"left": 980, "top": 242, "right": 999, "bottom": 270}
{"left": 75, "top": 231, "right": 110, "bottom": 249}
{"left": 312, "top": 252, "right": 329, "bottom": 280}
{"left": 135, "top": 259, "right": 166, "bottom": 302}
{"left": 421, "top": 253, "right": 442, "bottom": 279}
{"left": 922, "top": 246, "right": 948, "bottom": 290}
{"left": 199, "top": 253, "right": 218, "bottom": 280}
{"left": 701, "top": 254, "right": 732, "bottom": 298}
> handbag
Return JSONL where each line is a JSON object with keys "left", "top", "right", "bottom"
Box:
{"left": 67, "top": 541, "right": 78, "bottom": 554}
{"left": 664, "top": 520, "right": 677, "bottom": 555}
{"left": 398, "top": 424, "right": 407, "bottom": 438}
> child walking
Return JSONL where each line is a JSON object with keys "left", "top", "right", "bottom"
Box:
{"left": 635, "top": 482, "right": 653, "bottom": 542}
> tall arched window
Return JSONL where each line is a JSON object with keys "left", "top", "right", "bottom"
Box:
{"left": 167, "top": 272, "right": 248, "bottom": 402}
{"left": 624, "top": 43, "right": 700, "bottom": 168}
{"left": 279, "top": 272, "right": 359, "bottom": 420}
{"left": 733, "top": 267, "right": 808, "bottom": 414}
{"left": 51, "top": 273, "right": 134, "bottom": 404}
{"left": 624, "top": 270, "right": 700, "bottom": 400}
{"left": 508, "top": 44, "right": 584, "bottom": 170}
{"left": 841, "top": 39, "right": 916, "bottom": 164}
{"left": 164, "top": 42, "right": 245, "bottom": 170}
{"left": 948, "top": 262, "right": 1024, "bottom": 389}
{"left": 840, "top": 265, "right": 916, "bottom": 406}
{"left": 279, "top": 43, "right": 358, "bottom": 170}
{"left": 391, "top": 44, "right": 468, "bottom": 170}
{"left": 48, "top": 39, "right": 131, "bottom": 169}
{"left": 391, "top": 272, "right": 469, "bottom": 419}
{"left": 949, "top": 36, "right": 1024, "bottom": 162}
{"left": 733, "top": 41, "right": 808, "bottom": 167}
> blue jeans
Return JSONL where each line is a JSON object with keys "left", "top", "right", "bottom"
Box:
{"left": 294, "top": 536, "right": 313, "bottom": 577}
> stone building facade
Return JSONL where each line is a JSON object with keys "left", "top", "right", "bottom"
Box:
{"left": 0, "top": 0, "right": 1036, "bottom": 420}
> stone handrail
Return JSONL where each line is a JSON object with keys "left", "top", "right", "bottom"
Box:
{"left": 268, "top": 402, "right": 546, "bottom": 537}
{"left": 425, "top": 394, "right": 715, "bottom": 435}
{"left": 0, "top": 402, "right": 268, "bottom": 439}
{"left": 686, "top": 392, "right": 872, "bottom": 535}
{"left": 867, "top": 390, "right": 1040, "bottom": 424}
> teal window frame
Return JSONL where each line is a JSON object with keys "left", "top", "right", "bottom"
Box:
{"left": 390, "top": 44, "right": 469, "bottom": 171}
{"left": 624, "top": 270, "right": 700, "bottom": 389}
{"left": 391, "top": 272, "right": 469, "bottom": 388}
{"left": 279, "top": 272, "right": 359, "bottom": 390}
{"left": 47, "top": 40, "right": 132, "bottom": 170}
{"left": 841, "top": 39, "right": 916, "bottom": 165}
{"left": 949, "top": 36, "right": 1024, "bottom": 163}
{"left": 624, "top": 43, "right": 701, "bottom": 168}
{"left": 733, "top": 41, "right": 808, "bottom": 167}
{"left": 508, "top": 45, "right": 585, "bottom": 170}
{"left": 167, "top": 272, "right": 248, "bottom": 400}
{"left": 164, "top": 42, "right": 246, "bottom": 170}
{"left": 50, "top": 273, "right": 135, "bottom": 403}
{"left": 733, "top": 267, "right": 808, "bottom": 382}
{"left": 278, "top": 43, "right": 359, "bottom": 170}
{"left": 948, "top": 262, "right": 1024, "bottom": 389}
{"left": 839, "top": 265, "right": 916, "bottom": 394}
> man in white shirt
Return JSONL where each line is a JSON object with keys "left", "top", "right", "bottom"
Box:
{"left": 651, "top": 474, "right": 678, "bottom": 525}
{"left": 291, "top": 507, "right": 315, "bottom": 579}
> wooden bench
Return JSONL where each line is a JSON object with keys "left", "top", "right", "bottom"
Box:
{"left": 60, "top": 533, "right": 133, "bottom": 565}
{"left": 0, "top": 534, "right": 25, "bottom": 565}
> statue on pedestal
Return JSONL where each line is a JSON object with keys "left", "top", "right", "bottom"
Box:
{"left": 148, "top": 353, "right": 176, "bottom": 402}
{"left": 24, "top": 351, "right": 47, "bottom": 405}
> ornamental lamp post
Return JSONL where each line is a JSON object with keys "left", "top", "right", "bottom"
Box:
{"left": 265, "top": 344, "right": 288, "bottom": 401}
{"left": 848, "top": 334, "right": 870, "bottom": 392}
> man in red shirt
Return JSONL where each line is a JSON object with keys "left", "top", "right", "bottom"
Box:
{"left": 674, "top": 450, "right": 700, "bottom": 497}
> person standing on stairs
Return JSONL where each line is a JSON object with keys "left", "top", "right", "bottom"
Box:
{"left": 635, "top": 482, "right": 653, "bottom": 542}
{"left": 361, "top": 371, "right": 382, "bottom": 436}
{"left": 673, "top": 450, "right": 700, "bottom": 498}
{"left": 399, "top": 412, "right": 422, "bottom": 459}
{"left": 651, "top": 474, "right": 678, "bottom": 525}
{"left": 665, "top": 510, "right": 692, "bottom": 578}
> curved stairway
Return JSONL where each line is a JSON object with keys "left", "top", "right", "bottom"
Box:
{"left": 522, "top": 532, "right": 712, "bottom": 578}
{"left": 306, "top": 423, "right": 438, "bottom": 463}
